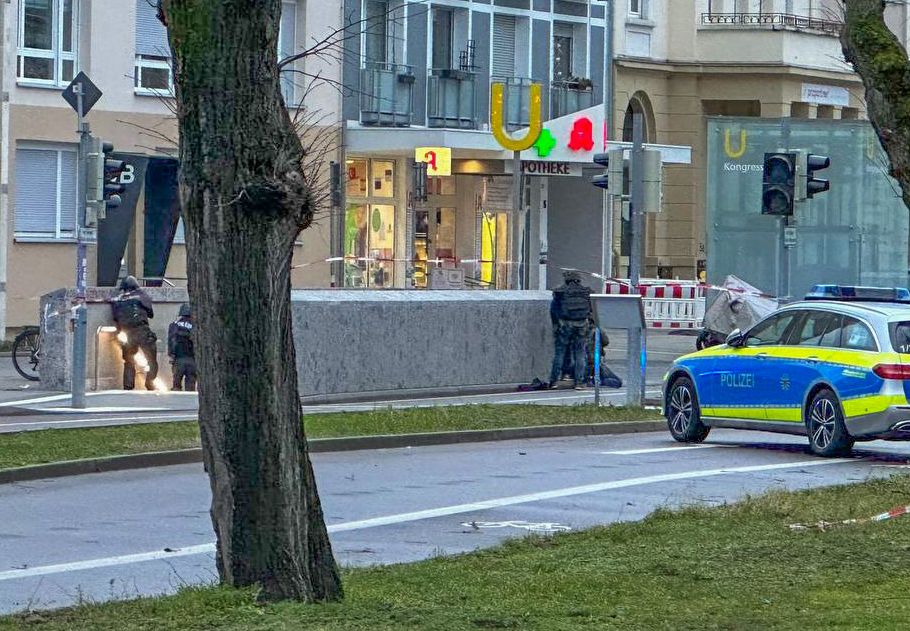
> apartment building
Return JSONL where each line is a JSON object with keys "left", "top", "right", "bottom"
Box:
{"left": 338, "top": 0, "right": 910, "bottom": 295}
{"left": 339, "top": 0, "right": 617, "bottom": 291}
{"left": 0, "top": 0, "right": 342, "bottom": 334}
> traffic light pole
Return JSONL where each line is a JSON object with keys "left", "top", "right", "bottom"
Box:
{"left": 627, "top": 113, "right": 646, "bottom": 407}
{"left": 71, "top": 85, "right": 89, "bottom": 409}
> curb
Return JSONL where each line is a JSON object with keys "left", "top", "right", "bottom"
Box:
{"left": 0, "top": 420, "right": 666, "bottom": 485}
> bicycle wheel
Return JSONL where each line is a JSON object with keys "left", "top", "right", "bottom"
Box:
{"left": 12, "top": 327, "right": 40, "bottom": 381}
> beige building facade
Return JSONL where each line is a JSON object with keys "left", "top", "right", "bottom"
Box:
{"left": 608, "top": 0, "right": 896, "bottom": 282}
{"left": 0, "top": 0, "right": 342, "bottom": 335}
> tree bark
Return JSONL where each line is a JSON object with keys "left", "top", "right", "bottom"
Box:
{"left": 160, "top": 0, "right": 342, "bottom": 602}
{"left": 841, "top": 0, "right": 910, "bottom": 208}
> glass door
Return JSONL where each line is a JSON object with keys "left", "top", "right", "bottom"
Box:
{"left": 413, "top": 207, "right": 456, "bottom": 288}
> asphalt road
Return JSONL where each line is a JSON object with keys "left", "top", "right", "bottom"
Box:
{"left": 2, "top": 428, "right": 909, "bottom": 613}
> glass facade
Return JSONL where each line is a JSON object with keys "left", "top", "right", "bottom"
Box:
{"left": 706, "top": 118, "right": 908, "bottom": 298}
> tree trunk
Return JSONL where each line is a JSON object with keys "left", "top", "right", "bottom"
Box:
{"left": 841, "top": 0, "right": 910, "bottom": 208}
{"left": 161, "top": 0, "right": 342, "bottom": 602}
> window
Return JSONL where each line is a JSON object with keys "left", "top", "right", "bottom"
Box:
{"left": 344, "top": 157, "right": 397, "bottom": 287}
{"left": 135, "top": 0, "right": 172, "bottom": 94}
{"left": 794, "top": 311, "right": 838, "bottom": 346}
{"left": 745, "top": 312, "right": 799, "bottom": 347}
{"left": 432, "top": 8, "right": 454, "bottom": 69}
{"left": 15, "top": 147, "right": 77, "bottom": 240}
{"left": 552, "top": 23, "right": 573, "bottom": 81}
{"left": 890, "top": 322, "right": 910, "bottom": 354}
{"left": 491, "top": 14, "right": 516, "bottom": 78}
{"left": 629, "top": 0, "right": 642, "bottom": 17}
{"left": 365, "top": 0, "right": 389, "bottom": 64}
{"left": 18, "top": 0, "right": 77, "bottom": 86}
{"left": 279, "top": 1, "right": 297, "bottom": 105}
{"left": 840, "top": 317, "right": 877, "bottom": 352}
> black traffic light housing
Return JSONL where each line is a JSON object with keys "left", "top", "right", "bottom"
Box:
{"left": 102, "top": 142, "right": 126, "bottom": 208}
{"left": 806, "top": 153, "right": 830, "bottom": 198}
{"left": 762, "top": 152, "right": 796, "bottom": 216}
{"left": 591, "top": 149, "right": 624, "bottom": 192}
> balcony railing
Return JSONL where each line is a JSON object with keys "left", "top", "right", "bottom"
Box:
{"left": 550, "top": 80, "right": 595, "bottom": 119}
{"left": 427, "top": 68, "right": 477, "bottom": 129}
{"left": 360, "top": 61, "right": 415, "bottom": 127}
{"left": 492, "top": 76, "right": 544, "bottom": 130}
{"left": 701, "top": 12, "right": 842, "bottom": 36}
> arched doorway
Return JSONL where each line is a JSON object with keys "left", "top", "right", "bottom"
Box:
{"left": 618, "top": 93, "right": 657, "bottom": 275}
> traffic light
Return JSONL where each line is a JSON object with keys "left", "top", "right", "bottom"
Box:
{"left": 84, "top": 137, "right": 104, "bottom": 228}
{"left": 762, "top": 152, "right": 796, "bottom": 216}
{"left": 102, "top": 142, "right": 126, "bottom": 208}
{"left": 805, "top": 153, "right": 830, "bottom": 198}
{"left": 592, "top": 149, "right": 624, "bottom": 192}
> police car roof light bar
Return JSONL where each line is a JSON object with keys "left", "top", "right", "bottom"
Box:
{"left": 805, "top": 284, "right": 910, "bottom": 303}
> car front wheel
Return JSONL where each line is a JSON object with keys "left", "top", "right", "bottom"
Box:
{"left": 806, "top": 389, "right": 854, "bottom": 457}
{"left": 666, "top": 376, "right": 710, "bottom": 443}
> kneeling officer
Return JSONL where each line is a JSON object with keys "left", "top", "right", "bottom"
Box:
{"left": 168, "top": 303, "right": 196, "bottom": 391}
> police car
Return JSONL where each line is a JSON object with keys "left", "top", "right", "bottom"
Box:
{"left": 663, "top": 285, "right": 910, "bottom": 457}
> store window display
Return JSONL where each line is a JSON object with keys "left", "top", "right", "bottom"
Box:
{"left": 344, "top": 158, "right": 398, "bottom": 287}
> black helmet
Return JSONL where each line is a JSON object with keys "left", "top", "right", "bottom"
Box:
{"left": 119, "top": 275, "right": 140, "bottom": 291}
{"left": 563, "top": 269, "right": 582, "bottom": 283}
{"left": 178, "top": 303, "right": 191, "bottom": 318}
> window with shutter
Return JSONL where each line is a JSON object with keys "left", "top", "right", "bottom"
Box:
{"left": 279, "top": 1, "right": 297, "bottom": 105}
{"left": 14, "top": 147, "right": 78, "bottom": 240}
{"left": 134, "top": 0, "right": 173, "bottom": 94}
{"left": 491, "top": 14, "right": 516, "bottom": 79}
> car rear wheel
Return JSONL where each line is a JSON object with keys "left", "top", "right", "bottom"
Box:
{"left": 666, "top": 376, "right": 710, "bottom": 443}
{"left": 806, "top": 389, "right": 854, "bottom": 457}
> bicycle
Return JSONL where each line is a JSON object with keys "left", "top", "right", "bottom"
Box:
{"left": 12, "top": 326, "right": 40, "bottom": 381}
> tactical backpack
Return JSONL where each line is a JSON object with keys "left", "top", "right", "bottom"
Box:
{"left": 559, "top": 284, "right": 592, "bottom": 321}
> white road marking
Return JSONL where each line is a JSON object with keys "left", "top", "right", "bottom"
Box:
{"left": 0, "top": 457, "right": 850, "bottom": 582}
{"left": 602, "top": 445, "right": 726, "bottom": 456}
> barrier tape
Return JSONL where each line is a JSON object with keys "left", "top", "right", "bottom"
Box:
{"left": 789, "top": 505, "right": 910, "bottom": 532}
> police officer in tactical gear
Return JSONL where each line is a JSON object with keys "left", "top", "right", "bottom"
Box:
{"left": 110, "top": 275, "right": 159, "bottom": 390}
{"left": 168, "top": 303, "right": 196, "bottom": 391}
{"left": 548, "top": 269, "right": 593, "bottom": 389}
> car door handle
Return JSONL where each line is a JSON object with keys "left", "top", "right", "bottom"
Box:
{"left": 756, "top": 352, "right": 768, "bottom": 359}
{"left": 806, "top": 355, "right": 819, "bottom": 362}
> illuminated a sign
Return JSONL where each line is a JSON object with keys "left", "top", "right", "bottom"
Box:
{"left": 568, "top": 117, "right": 594, "bottom": 152}
{"left": 415, "top": 146, "right": 452, "bottom": 176}
{"left": 533, "top": 129, "right": 556, "bottom": 157}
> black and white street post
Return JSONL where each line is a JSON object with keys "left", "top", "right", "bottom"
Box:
{"left": 62, "top": 72, "right": 102, "bottom": 409}
{"left": 71, "top": 85, "right": 89, "bottom": 409}
{"left": 627, "top": 112, "right": 647, "bottom": 407}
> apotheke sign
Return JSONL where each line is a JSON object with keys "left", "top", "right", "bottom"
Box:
{"left": 520, "top": 161, "right": 581, "bottom": 176}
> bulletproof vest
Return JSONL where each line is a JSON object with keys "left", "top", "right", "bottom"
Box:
{"left": 112, "top": 293, "right": 149, "bottom": 328}
{"left": 558, "top": 283, "right": 592, "bottom": 321}
{"left": 173, "top": 319, "right": 194, "bottom": 358}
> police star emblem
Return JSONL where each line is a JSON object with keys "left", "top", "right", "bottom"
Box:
{"left": 780, "top": 374, "right": 791, "bottom": 391}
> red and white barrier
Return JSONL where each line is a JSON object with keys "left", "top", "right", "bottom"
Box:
{"left": 601, "top": 279, "right": 708, "bottom": 330}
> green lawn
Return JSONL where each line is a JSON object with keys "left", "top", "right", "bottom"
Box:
{"left": 6, "top": 474, "right": 910, "bottom": 629}
{"left": 0, "top": 404, "right": 660, "bottom": 470}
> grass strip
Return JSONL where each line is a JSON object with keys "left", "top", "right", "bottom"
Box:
{"left": 5, "top": 474, "right": 910, "bottom": 629}
{"left": 0, "top": 404, "right": 660, "bottom": 470}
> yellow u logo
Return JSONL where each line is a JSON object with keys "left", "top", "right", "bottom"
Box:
{"left": 723, "top": 129, "right": 747, "bottom": 159}
{"left": 490, "top": 82, "right": 543, "bottom": 151}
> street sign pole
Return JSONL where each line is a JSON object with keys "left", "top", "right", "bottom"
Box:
{"left": 71, "top": 83, "right": 89, "bottom": 409}
{"left": 627, "top": 113, "right": 646, "bottom": 407}
{"left": 62, "top": 72, "right": 101, "bottom": 409}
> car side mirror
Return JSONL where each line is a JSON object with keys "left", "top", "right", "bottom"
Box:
{"left": 726, "top": 328, "right": 744, "bottom": 347}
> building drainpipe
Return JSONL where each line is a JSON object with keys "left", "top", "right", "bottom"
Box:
{"left": 0, "top": 1, "right": 11, "bottom": 338}
{"left": 601, "top": 0, "right": 615, "bottom": 285}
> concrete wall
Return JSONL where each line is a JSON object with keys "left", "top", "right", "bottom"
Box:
{"left": 40, "top": 289, "right": 555, "bottom": 395}
{"left": 40, "top": 287, "right": 190, "bottom": 391}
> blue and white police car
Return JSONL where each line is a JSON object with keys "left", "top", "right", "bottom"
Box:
{"left": 663, "top": 285, "right": 910, "bottom": 456}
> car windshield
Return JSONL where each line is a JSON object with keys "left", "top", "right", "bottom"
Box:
{"left": 891, "top": 322, "right": 910, "bottom": 354}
